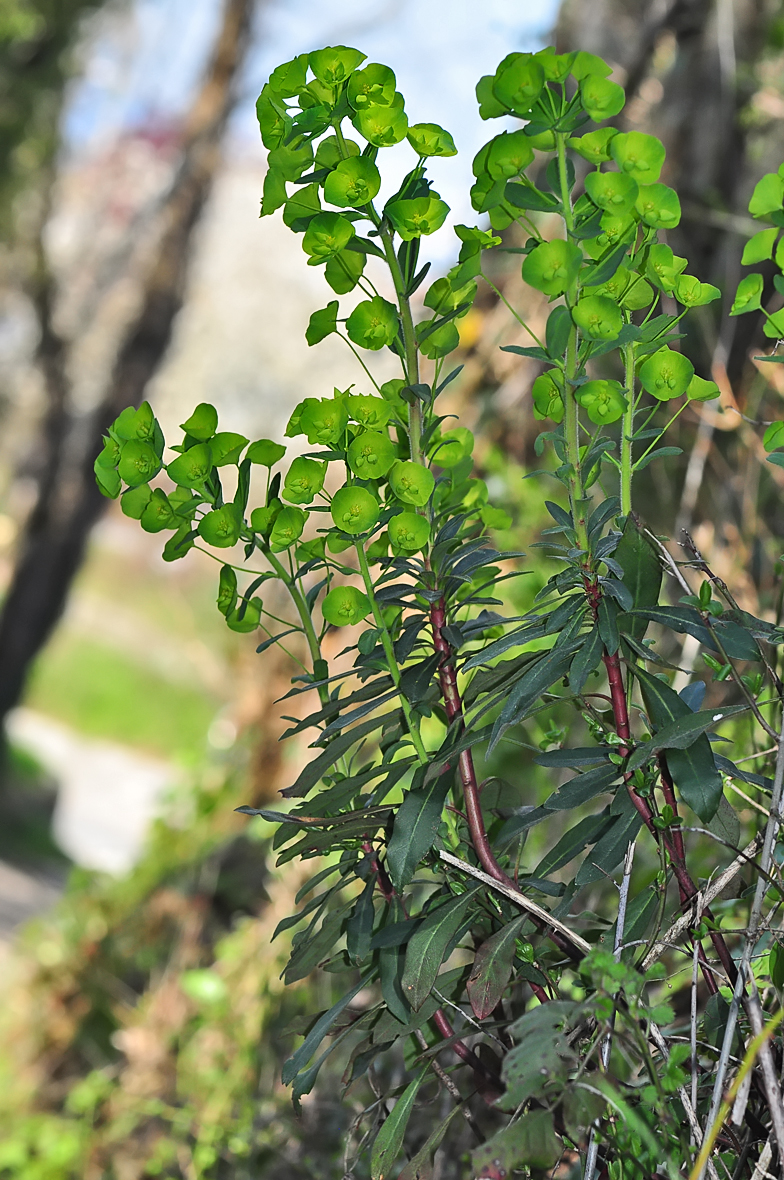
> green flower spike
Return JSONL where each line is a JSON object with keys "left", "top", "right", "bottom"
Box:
{"left": 385, "top": 196, "right": 450, "bottom": 240}
{"left": 634, "top": 183, "right": 681, "bottom": 229}
{"left": 282, "top": 457, "right": 327, "bottom": 504}
{"left": 167, "top": 444, "right": 213, "bottom": 490}
{"left": 388, "top": 460, "right": 435, "bottom": 506}
{"left": 584, "top": 170, "right": 638, "bottom": 214}
{"left": 686, "top": 375, "right": 720, "bottom": 402}
{"left": 181, "top": 402, "right": 218, "bottom": 441}
{"left": 198, "top": 504, "right": 242, "bottom": 549}
{"left": 302, "top": 212, "right": 355, "bottom": 262}
{"left": 346, "top": 431, "right": 396, "bottom": 479}
{"left": 118, "top": 441, "right": 162, "bottom": 487}
{"left": 639, "top": 348, "right": 694, "bottom": 400}
{"left": 330, "top": 486, "right": 379, "bottom": 534}
{"left": 609, "top": 132, "right": 665, "bottom": 182}
{"left": 247, "top": 439, "right": 286, "bottom": 466}
{"left": 389, "top": 511, "right": 431, "bottom": 552}
{"left": 531, "top": 371, "right": 565, "bottom": 423}
{"left": 407, "top": 123, "right": 457, "bottom": 157}
{"left": 217, "top": 565, "right": 238, "bottom": 617}
{"left": 324, "top": 157, "right": 381, "bottom": 207}
{"left": 322, "top": 585, "right": 371, "bottom": 627}
{"left": 579, "top": 74, "right": 625, "bottom": 121}
{"left": 226, "top": 597, "right": 262, "bottom": 633}
{"left": 347, "top": 63, "right": 396, "bottom": 109}
{"left": 299, "top": 397, "right": 349, "bottom": 445}
{"left": 572, "top": 295, "right": 623, "bottom": 341}
{"left": 346, "top": 296, "right": 399, "bottom": 350}
{"left": 568, "top": 127, "right": 619, "bottom": 164}
{"left": 269, "top": 506, "right": 308, "bottom": 552}
{"left": 308, "top": 45, "right": 365, "bottom": 85}
{"left": 431, "top": 427, "right": 474, "bottom": 467}
{"left": 346, "top": 394, "right": 391, "bottom": 429}
{"left": 575, "top": 379, "right": 627, "bottom": 424}
{"left": 522, "top": 239, "right": 582, "bottom": 297}
{"left": 353, "top": 104, "right": 408, "bottom": 147}
{"left": 492, "top": 53, "right": 545, "bottom": 115}
{"left": 486, "top": 130, "right": 534, "bottom": 179}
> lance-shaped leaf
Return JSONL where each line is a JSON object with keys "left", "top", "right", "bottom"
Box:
{"left": 398, "top": 1104, "right": 465, "bottom": 1180}
{"left": 282, "top": 978, "right": 366, "bottom": 1085}
{"left": 614, "top": 515, "right": 661, "bottom": 640}
{"left": 370, "top": 1070, "right": 427, "bottom": 1180}
{"left": 387, "top": 766, "right": 454, "bottom": 889}
{"left": 543, "top": 763, "right": 619, "bottom": 810}
{"left": 401, "top": 887, "right": 481, "bottom": 1010}
{"left": 575, "top": 793, "right": 642, "bottom": 885}
{"left": 626, "top": 703, "right": 748, "bottom": 771}
{"left": 281, "top": 713, "right": 394, "bottom": 797}
{"left": 489, "top": 642, "right": 582, "bottom": 751}
{"left": 569, "top": 626, "right": 603, "bottom": 694}
{"left": 467, "top": 914, "right": 528, "bottom": 1019}
{"left": 472, "top": 1111, "right": 562, "bottom": 1174}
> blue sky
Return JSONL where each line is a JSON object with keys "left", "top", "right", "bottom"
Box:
{"left": 64, "top": 0, "right": 559, "bottom": 259}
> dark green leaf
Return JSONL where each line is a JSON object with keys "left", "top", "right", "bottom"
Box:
{"left": 346, "top": 879, "right": 376, "bottom": 963}
{"left": 535, "top": 746, "right": 611, "bottom": 769}
{"left": 614, "top": 516, "right": 662, "bottom": 641}
{"left": 379, "top": 943, "right": 410, "bottom": 1024}
{"left": 544, "top": 764, "right": 619, "bottom": 811}
{"left": 505, "top": 181, "right": 560, "bottom": 211}
{"left": 467, "top": 915, "right": 528, "bottom": 1019}
{"left": 281, "top": 714, "right": 393, "bottom": 798}
{"left": 627, "top": 704, "right": 748, "bottom": 770}
{"left": 282, "top": 978, "right": 365, "bottom": 1085}
{"left": 534, "top": 811, "right": 613, "bottom": 877}
{"left": 570, "top": 626, "right": 604, "bottom": 693}
{"left": 597, "top": 597, "right": 619, "bottom": 655}
{"left": 284, "top": 904, "right": 352, "bottom": 983}
{"left": 546, "top": 306, "right": 572, "bottom": 359}
{"left": 370, "top": 1071, "right": 427, "bottom": 1180}
{"left": 582, "top": 241, "right": 630, "bottom": 286}
{"left": 398, "top": 1105, "right": 464, "bottom": 1180}
{"left": 387, "top": 766, "right": 453, "bottom": 890}
{"left": 489, "top": 642, "right": 582, "bottom": 751}
{"left": 401, "top": 887, "right": 481, "bottom": 1010}
{"left": 473, "top": 1111, "right": 562, "bottom": 1173}
{"left": 575, "top": 794, "right": 642, "bottom": 885}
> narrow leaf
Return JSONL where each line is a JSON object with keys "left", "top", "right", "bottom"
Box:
{"left": 467, "top": 915, "right": 527, "bottom": 1019}
{"left": 282, "top": 978, "right": 365, "bottom": 1084}
{"left": 387, "top": 767, "right": 454, "bottom": 890}
{"left": 401, "top": 887, "right": 481, "bottom": 1011}
{"left": 370, "top": 1071, "right": 427, "bottom": 1180}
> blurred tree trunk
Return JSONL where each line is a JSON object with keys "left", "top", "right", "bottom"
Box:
{"left": 0, "top": 0, "right": 254, "bottom": 729}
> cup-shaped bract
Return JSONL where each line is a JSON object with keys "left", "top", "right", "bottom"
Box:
{"left": 749, "top": 172, "right": 784, "bottom": 218}
{"left": 645, "top": 243, "right": 688, "bottom": 293}
{"left": 492, "top": 52, "right": 545, "bottom": 115}
{"left": 269, "top": 506, "right": 308, "bottom": 552}
{"left": 385, "top": 196, "right": 450, "bottom": 240}
{"left": 181, "top": 402, "right": 218, "bottom": 441}
{"left": 430, "top": 427, "right": 474, "bottom": 467}
{"left": 347, "top": 62, "right": 396, "bottom": 109}
{"left": 419, "top": 320, "right": 459, "bottom": 360}
{"left": 353, "top": 104, "right": 408, "bottom": 147}
{"left": 198, "top": 503, "right": 242, "bottom": 548}
{"left": 730, "top": 273, "right": 764, "bottom": 316}
{"left": 226, "top": 597, "right": 262, "bottom": 633}
{"left": 538, "top": 47, "right": 575, "bottom": 82}
{"left": 486, "top": 130, "right": 534, "bottom": 179}
{"left": 247, "top": 439, "right": 286, "bottom": 466}
{"left": 620, "top": 274, "right": 654, "bottom": 311}
{"left": 389, "top": 511, "right": 431, "bottom": 551}
{"left": 250, "top": 501, "right": 281, "bottom": 535}
{"left": 763, "top": 308, "right": 784, "bottom": 338}
{"left": 532, "top": 371, "right": 565, "bottom": 422}
{"left": 330, "top": 486, "right": 379, "bottom": 534}
{"left": 322, "top": 585, "right": 371, "bottom": 626}
{"left": 639, "top": 347, "right": 694, "bottom": 400}
{"left": 302, "top": 212, "right": 355, "bottom": 261}
{"left": 121, "top": 483, "right": 151, "bottom": 519}
{"left": 210, "top": 432, "right": 249, "bottom": 467}
{"left": 346, "top": 296, "right": 399, "bottom": 350}
{"left": 522, "top": 239, "right": 582, "bottom": 297}
{"left": 635, "top": 183, "right": 681, "bottom": 229}
{"left": 316, "top": 135, "right": 360, "bottom": 169}
{"left": 324, "top": 157, "right": 381, "bottom": 207}
{"left": 167, "top": 443, "right": 213, "bottom": 490}
{"left": 282, "top": 456, "right": 327, "bottom": 503}
{"left": 113, "top": 401, "right": 157, "bottom": 442}
{"left": 579, "top": 74, "right": 625, "bottom": 121}
{"left": 300, "top": 397, "right": 349, "bottom": 446}
{"left": 118, "top": 441, "right": 162, "bottom": 487}
{"left": 568, "top": 127, "right": 618, "bottom": 164}
{"left": 141, "top": 489, "right": 176, "bottom": 533}
{"left": 575, "top": 379, "right": 627, "bottom": 424}
{"left": 572, "top": 295, "right": 623, "bottom": 341}
{"left": 308, "top": 45, "right": 366, "bottom": 86}
{"left": 609, "top": 131, "right": 665, "bottom": 183}
{"left": 217, "top": 564, "right": 238, "bottom": 617}
{"left": 742, "top": 227, "right": 779, "bottom": 265}
{"left": 346, "top": 394, "right": 392, "bottom": 429}
{"left": 674, "top": 274, "right": 720, "bottom": 308}
{"left": 584, "top": 170, "right": 638, "bottom": 214}
{"left": 686, "top": 375, "right": 720, "bottom": 402}
{"left": 388, "top": 460, "right": 435, "bottom": 505}
{"left": 347, "top": 431, "right": 396, "bottom": 479}
{"left": 407, "top": 123, "right": 457, "bottom": 157}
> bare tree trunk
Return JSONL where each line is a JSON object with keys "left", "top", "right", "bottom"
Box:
{"left": 0, "top": 0, "right": 254, "bottom": 728}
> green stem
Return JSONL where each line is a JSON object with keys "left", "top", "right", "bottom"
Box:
{"left": 632, "top": 398, "right": 691, "bottom": 473}
{"left": 355, "top": 541, "right": 429, "bottom": 764}
{"left": 265, "top": 547, "right": 329, "bottom": 707}
{"left": 377, "top": 222, "right": 423, "bottom": 464}
{"left": 621, "top": 343, "right": 636, "bottom": 516}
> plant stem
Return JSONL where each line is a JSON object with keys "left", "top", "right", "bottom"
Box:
{"left": 265, "top": 546, "right": 329, "bottom": 707}
{"left": 378, "top": 223, "right": 423, "bottom": 464}
{"left": 355, "top": 540, "right": 429, "bottom": 764}
{"left": 621, "top": 342, "right": 635, "bottom": 515}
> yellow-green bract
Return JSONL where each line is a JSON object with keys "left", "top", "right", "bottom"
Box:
{"left": 322, "top": 585, "right": 371, "bottom": 626}
{"left": 330, "top": 486, "right": 379, "bottom": 534}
